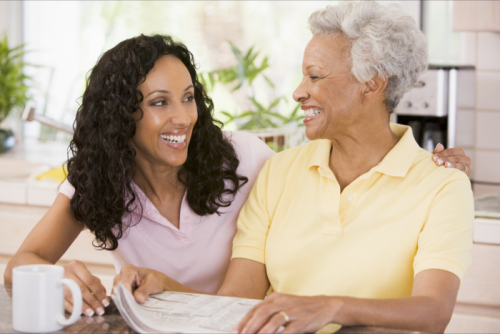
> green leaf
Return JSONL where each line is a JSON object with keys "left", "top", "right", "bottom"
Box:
{"left": 244, "top": 46, "right": 255, "bottom": 60}
{"left": 0, "top": 34, "right": 35, "bottom": 122}
{"left": 263, "top": 75, "right": 275, "bottom": 88}
{"left": 290, "top": 103, "right": 301, "bottom": 116}
{"left": 267, "top": 111, "right": 288, "bottom": 121}
{"left": 220, "top": 111, "right": 236, "bottom": 124}
{"left": 250, "top": 98, "right": 265, "bottom": 112}
{"left": 237, "top": 111, "right": 255, "bottom": 118}
{"left": 269, "top": 97, "right": 283, "bottom": 109}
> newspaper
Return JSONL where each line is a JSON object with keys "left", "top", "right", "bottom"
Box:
{"left": 111, "top": 283, "right": 261, "bottom": 333}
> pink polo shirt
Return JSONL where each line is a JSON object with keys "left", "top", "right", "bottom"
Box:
{"left": 59, "top": 131, "right": 274, "bottom": 293}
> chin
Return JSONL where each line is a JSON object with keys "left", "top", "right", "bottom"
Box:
{"left": 163, "top": 154, "right": 188, "bottom": 167}
{"left": 305, "top": 127, "right": 321, "bottom": 141}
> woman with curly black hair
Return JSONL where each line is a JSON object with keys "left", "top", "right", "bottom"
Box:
{"left": 4, "top": 34, "right": 274, "bottom": 317}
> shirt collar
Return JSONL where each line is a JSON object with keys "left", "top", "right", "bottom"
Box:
{"left": 308, "top": 123, "right": 420, "bottom": 178}
{"left": 374, "top": 123, "right": 420, "bottom": 177}
{"left": 308, "top": 139, "right": 332, "bottom": 169}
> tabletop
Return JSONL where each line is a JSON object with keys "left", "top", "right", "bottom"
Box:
{"left": 0, "top": 285, "right": 419, "bottom": 334}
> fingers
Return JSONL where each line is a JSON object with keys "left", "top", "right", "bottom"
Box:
{"left": 435, "top": 147, "right": 465, "bottom": 158}
{"left": 433, "top": 143, "right": 444, "bottom": 154}
{"left": 432, "top": 154, "right": 472, "bottom": 176}
{"left": 257, "top": 312, "right": 288, "bottom": 334}
{"left": 64, "top": 260, "right": 108, "bottom": 316}
{"left": 66, "top": 293, "right": 94, "bottom": 317}
{"left": 443, "top": 161, "right": 469, "bottom": 173}
{"left": 434, "top": 154, "right": 472, "bottom": 166}
{"left": 80, "top": 273, "right": 109, "bottom": 312}
{"left": 64, "top": 298, "right": 73, "bottom": 314}
{"left": 113, "top": 265, "right": 165, "bottom": 304}
{"left": 234, "top": 304, "right": 256, "bottom": 333}
{"left": 282, "top": 322, "right": 303, "bottom": 334}
{"left": 114, "top": 264, "right": 141, "bottom": 294}
{"left": 65, "top": 276, "right": 103, "bottom": 316}
{"left": 133, "top": 273, "right": 164, "bottom": 304}
{"left": 238, "top": 303, "right": 281, "bottom": 334}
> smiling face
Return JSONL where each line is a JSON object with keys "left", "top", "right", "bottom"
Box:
{"left": 293, "top": 34, "right": 367, "bottom": 141}
{"left": 132, "top": 55, "right": 198, "bottom": 168}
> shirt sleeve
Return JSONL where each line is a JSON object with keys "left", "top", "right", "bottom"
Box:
{"left": 58, "top": 179, "right": 87, "bottom": 231}
{"left": 413, "top": 175, "right": 474, "bottom": 282}
{"left": 59, "top": 179, "right": 75, "bottom": 199}
{"left": 232, "top": 158, "right": 273, "bottom": 264}
{"left": 226, "top": 131, "right": 275, "bottom": 187}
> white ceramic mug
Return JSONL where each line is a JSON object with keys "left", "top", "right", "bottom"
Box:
{"left": 12, "top": 265, "right": 82, "bottom": 333}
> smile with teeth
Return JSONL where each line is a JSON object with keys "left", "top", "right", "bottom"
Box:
{"left": 304, "top": 108, "right": 322, "bottom": 117}
{"left": 160, "top": 134, "right": 186, "bottom": 143}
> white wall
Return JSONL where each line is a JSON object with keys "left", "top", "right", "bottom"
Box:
{"left": 376, "top": 0, "right": 421, "bottom": 28}
{"left": 0, "top": 0, "right": 22, "bottom": 46}
{"left": 0, "top": 0, "right": 23, "bottom": 136}
{"left": 468, "top": 32, "right": 500, "bottom": 186}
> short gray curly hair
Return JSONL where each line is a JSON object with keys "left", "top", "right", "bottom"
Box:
{"left": 308, "top": 1, "right": 428, "bottom": 113}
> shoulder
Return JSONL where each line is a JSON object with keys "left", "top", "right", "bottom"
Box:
{"left": 412, "top": 148, "right": 470, "bottom": 185}
{"left": 58, "top": 179, "right": 75, "bottom": 199}
{"left": 223, "top": 131, "right": 275, "bottom": 162}
{"left": 266, "top": 139, "right": 321, "bottom": 170}
{"left": 224, "top": 130, "right": 268, "bottom": 149}
{"left": 223, "top": 131, "right": 275, "bottom": 181}
{"left": 408, "top": 148, "right": 473, "bottom": 215}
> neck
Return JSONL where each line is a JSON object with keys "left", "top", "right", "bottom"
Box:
{"left": 327, "top": 110, "right": 398, "bottom": 191}
{"left": 133, "top": 154, "right": 185, "bottom": 202}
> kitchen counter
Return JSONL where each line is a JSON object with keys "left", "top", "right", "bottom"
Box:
{"left": 0, "top": 285, "right": 421, "bottom": 334}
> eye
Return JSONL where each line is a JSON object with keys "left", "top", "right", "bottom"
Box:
{"left": 184, "top": 95, "right": 195, "bottom": 102}
{"left": 151, "top": 99, "right": 166, "bottom": 106}
{"left": 310, "top": 76, "right": 319, "bottom": 80}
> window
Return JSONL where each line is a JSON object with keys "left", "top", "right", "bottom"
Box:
{"left": 23, "top": 1, "right": 344, "bottom": 140}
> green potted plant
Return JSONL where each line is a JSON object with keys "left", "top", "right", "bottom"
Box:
{"left": 199, "top": 42, "right": 304, "bottom": 151}
{"left": 0, "top": 35, "right": 31, "bottom": 153}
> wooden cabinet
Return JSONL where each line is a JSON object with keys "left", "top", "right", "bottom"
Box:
{"left": 0, "top": 203, "right": 115, "bottom": 293}
{"left": 446, "top": 243, "right": 500, "bottom": 333}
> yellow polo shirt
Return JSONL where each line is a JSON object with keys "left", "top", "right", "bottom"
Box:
{"left": 232, "top": 123, "right": 474, "bottom": 299}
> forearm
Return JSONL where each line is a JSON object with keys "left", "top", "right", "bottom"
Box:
{"left": 333, "top": 295, "right": 452, "bottom": 333}
{"left": 4, "top": 252, "right": 54, "bottom": 284}
{"left": 216, "top": 258, "right": 269, "bottom": 300}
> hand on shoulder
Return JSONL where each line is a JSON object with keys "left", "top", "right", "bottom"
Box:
{"left": 432, "top": 143, "right": 472, "bottom": 177}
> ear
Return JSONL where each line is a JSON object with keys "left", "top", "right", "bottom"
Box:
{"left": 362, "top": 77, "right": 388, "bottom": 102}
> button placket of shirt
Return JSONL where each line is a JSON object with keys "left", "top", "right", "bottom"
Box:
{"left": 340, "top": 171, "right": 377, "bottom": 223}
{"left": 318, "top": 165, "right": 342, "bottom": 236}
{"left": 340, "top": 184, "right": 359, "bottom": 223}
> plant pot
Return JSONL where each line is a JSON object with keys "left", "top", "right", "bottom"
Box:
{"left": 0, "top": 129, "right": 15, "bottom": 153}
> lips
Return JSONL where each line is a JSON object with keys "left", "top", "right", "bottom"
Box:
{"left": 303, "top": 107, "right": 322, "bottom": 117}
{"left": 160, "top": 134, "right": 186, "bottom": 144}
{"left": 159, "top": 131, "right": 188, "bottom": 150}
{"left": 301, "top": 105, "right": 322, "bottom": 124}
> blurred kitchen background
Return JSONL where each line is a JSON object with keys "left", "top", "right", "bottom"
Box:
{"left": 0, "top": 1, "right": 499, "bottom": 332}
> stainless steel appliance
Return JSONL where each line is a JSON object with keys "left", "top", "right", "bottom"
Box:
{"left": 394, "top": 65, "right": 475, "bottom": 152}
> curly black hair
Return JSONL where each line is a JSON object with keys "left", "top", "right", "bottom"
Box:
{"left": 67, "top": 34, "right": 248, "bottom": 251}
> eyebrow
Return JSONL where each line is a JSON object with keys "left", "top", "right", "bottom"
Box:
{"left": 306, "top": 65, "right": 322, "bottom": 70}
{"left": 145, "top": 85, "right": 194, "bottom": 98}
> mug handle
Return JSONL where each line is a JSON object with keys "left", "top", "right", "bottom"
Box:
{"left": 56, "top": 278, "right": 83, "bottom": 326}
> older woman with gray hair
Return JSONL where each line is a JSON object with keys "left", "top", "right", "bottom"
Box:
{"left": 115, "top": 2, "right": 473, "bottom": 333}
{"left": 225, "top": 2, "right": 473, "bottom": 333}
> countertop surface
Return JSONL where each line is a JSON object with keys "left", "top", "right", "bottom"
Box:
{"left": 0, "top": 285, "right": 421, "bottom": 334}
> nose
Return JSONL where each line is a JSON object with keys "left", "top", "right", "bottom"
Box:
{"left": 170, "top": 103, "right": 193, "bottom": 127}
{"left": 293, "top": 78, "right": 309, "bottom": 103}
